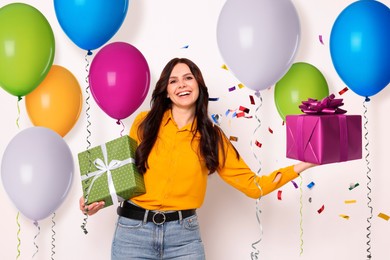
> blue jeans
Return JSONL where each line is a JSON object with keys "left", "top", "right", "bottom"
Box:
{"left": 111, "top": 213, "right": 205, "bottom": 259}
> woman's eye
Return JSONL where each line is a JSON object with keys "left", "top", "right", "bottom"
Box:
{"left": 169, "top": 80, "right": 176, "bottom": 84}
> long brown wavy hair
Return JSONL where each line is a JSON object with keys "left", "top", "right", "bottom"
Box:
{"left": 135, "top": 58, "right": 238, "bottom": 174}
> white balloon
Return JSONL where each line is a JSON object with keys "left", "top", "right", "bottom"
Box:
{"left": 217, "top": 0, "right": 301, "bottom": 91}
{"left": 1, "top": 127, "right": 74, "bottom": 221}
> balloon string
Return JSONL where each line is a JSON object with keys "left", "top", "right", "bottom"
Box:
{"left": 250, "top": 91, "right": 263, "bottom": 176}
{"left": 32, "top": 221, "right": 40, "bottom": 258}
{"left": 251, "top": 194, "right": 263, "bottom": 260}
{"left": 117, "top": 119, "right": 125, "bottom": 136}
{"left": 84, "top": 52, "right": 92, "bottom": 153}
{"left": 250, "top": 91, "right": 263, "bottom": 260}
{"left": 51, "top": 213, "right": 56, "bottom": 260}
{"left": 363, "top": 100, "right": 372, "bottom": 259}
{"left": 299, "top": 175, "right": 304, "bottom": 255}
{"left": 16, "top": 96, "right": 22, "bottom": 129}
{"left": 16, "top": 212, "right": 21, "bottom": 259}
{"left": 81, "top": 52, "right": 93, "bottom": 235}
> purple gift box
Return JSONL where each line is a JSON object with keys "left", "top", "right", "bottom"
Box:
{"left": 286, "top": 95, "right": 362, "bottom": 165}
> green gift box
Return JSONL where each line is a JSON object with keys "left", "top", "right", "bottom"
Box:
{"left": 78, "top": 135, "right": 145, "bottom": 208}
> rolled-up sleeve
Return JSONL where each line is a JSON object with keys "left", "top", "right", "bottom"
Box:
{"left": 217, "top": 136, "right": 299, "bottom": 198}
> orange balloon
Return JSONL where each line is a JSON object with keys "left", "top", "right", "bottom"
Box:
{"left": 26, "top": 65, "right": 82, "bottom": 137}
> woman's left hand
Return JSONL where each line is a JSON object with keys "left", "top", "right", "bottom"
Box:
{"left": 79, "top": 196, "right": 105, "bottom": 216}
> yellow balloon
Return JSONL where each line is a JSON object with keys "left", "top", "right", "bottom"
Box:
{"left": 26, "top": 65, "right": 82, "bottom": 137}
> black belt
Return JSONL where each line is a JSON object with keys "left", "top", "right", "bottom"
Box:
{"left": 117, "top": 201, "right": 196, "bottom": 225}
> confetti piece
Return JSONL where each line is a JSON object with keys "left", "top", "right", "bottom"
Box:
{"left": 344, "top": 200, "right": 357, "bottom": 204}
{"left": 277, "top": 190, "right": 282, "bottom": 200}
{"left": 211, "top": 114, "right": 222, "bottom": 125}
{"left": 291, "top": 180, "right": 298, "bottom": 189}
{"left": 308, "top": 197, "right": 312, "bottom": 203}
{"left": 181, "top": 45, "right": 189, "bottom": 49}
{"left": 282, "top": 121, "right": 285, "bottom": 126}
{"left": 307, "top": 181, "right": 315, "bottom": 189}
{"left": 339, "top": 214, "right": 350, "bottom": 220}
{"left": 236, "top": 112, "right": 245, "bottom": 118}
{"left": 319, "top": 35, "right": 324, "bottom": 44}
{"left": 221, "top": 64, "right": 228, "bottom": 70}
{"left": 349, "top": 183, "right": 359, "bottom": 190}
{"left": 229, "top": 136, "right": 238, "bottom": 142}
{"left": 255, "top": 140, "right": 262, "bottom": 148}
{"left": 208, "top": 97, "right": 219, "bottom": 101}
{"left": 317, "top": 205, "right": 325, "bottom": 214}
{"left": 249, "top": 95, "right": 255, "bottom": 105}
{"left": 378, "top": 213, "right": 390, "bottom": 221}
{"left": 338, "top": 87, "right": 349, "bottom": 95}
{"left": 239, "top": 106, "right": 249, "bottom": 113}
{"left": 268, "top": 127, "right": 273, "bottom": 134}
{"left": 238, "top": 83, "right": 245, "bottom": 89}
{"left": 228, "top": 86, "right": 236, "bottom": 92}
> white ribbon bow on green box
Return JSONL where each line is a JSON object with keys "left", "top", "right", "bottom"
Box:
{"left": 81, "top": 143, "right": 135, "bottom": 206}
{"left": 78, "top": 135, "right": 145, "bottom": 208}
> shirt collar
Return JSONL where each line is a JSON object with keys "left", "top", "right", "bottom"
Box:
{"left": 162, "top": 109, "right": 198, "bottom": 132}
{"left": 162, "top": 109, "right": 173, "bottom": 127}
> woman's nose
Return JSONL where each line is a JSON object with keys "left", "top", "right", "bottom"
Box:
{"left": 178, "top": 80, "right": 185, "bottom": 88}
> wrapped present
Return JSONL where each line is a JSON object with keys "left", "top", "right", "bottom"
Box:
{"left": 78, "top": 135, "right": 145, "bottom": 208}
{"left": 286, "top": 94, "right": 362, "bottom": 165}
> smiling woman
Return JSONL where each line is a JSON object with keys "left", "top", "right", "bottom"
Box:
{"left": 167, "top": 63, "right": 200, "bottom": 127}
{"left": 80, "top": 57, "right": 316, "bottom": 260}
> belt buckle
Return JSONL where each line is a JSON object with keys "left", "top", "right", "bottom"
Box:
{"left": 152, "top": 211, "right": 166, "bottom": 225}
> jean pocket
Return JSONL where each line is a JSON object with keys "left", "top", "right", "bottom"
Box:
{"left": 117, "top": 216, "right": 143, "bottom": 229}
{"left": 183, "top": 214, "right": 200, "bottom": 231}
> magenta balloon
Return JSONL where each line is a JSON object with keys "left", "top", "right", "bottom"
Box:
{"left": 89, "top": 42, "right": 150, "bottom": 120}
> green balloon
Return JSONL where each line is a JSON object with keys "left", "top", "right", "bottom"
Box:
{"left": 0, "top": 3, "right": 55, "bottom": 97}
{"left": 274, "top": 62, "right": 329, "bottom": 121}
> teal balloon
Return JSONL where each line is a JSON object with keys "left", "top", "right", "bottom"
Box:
{"left": 0, "top": 3, "right": 55, "bottom": 97}
{"left": 54, "top": 0, "right": 129, "bottom": 53}
{"left": 330, "top": 0, "right": 390, "bottom": 99}
{"left": 274, "top": 62, "right": 330, "bottom": 121}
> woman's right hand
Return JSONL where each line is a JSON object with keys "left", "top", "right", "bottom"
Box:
{"left": 293, "top": 161, "right": 318, "bottom": 175}
{"left": 79, "top": 196, "right": 105, "bottom": 216}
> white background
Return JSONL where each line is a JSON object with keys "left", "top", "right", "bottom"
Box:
{"left": 1, "top": 0, "right": 389, "bottom": 259}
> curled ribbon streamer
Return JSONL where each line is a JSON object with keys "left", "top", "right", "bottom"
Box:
{"left": 117, "top": 119, "right": 125, "bottom": 136}
{"left": 81, "top": 144, "right": 135, "bottom": 207}
{"left": 32, "top": 221, "right": 40, "bottom": 258}
{"left": 363, "top": 100, "right": 372, "bottom": 259}
{"left": 51, "top": 212, "right": 56, "bottom": 260}
{"left": 299, "top": 175, "right": 304, "bottom": 255}
{"left": 16, "top": 212, "right": 21, "bottom": 259}
{"left": 251, "top": 192, "right": 263, "bottom": 260}
{"left": 84, "top": 52, "right": 92, "bottom": 155}
{"left": 299, "top": 94, "right": 347, "bottom": 115}
{"left": 249, "top": 91, "right": 264, "bottom": 260}
{"left": 81, "top": 53, "right": 92, "bottom": 234}
{"left": 16, "top": 97, "right": 22, "bottom": 128}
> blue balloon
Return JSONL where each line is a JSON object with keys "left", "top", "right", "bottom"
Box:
{"left": 54, "top": 0, "right": 129, "bottom": 53}
{"left": 330, "top": 0, "right": 390, "bottom": 99}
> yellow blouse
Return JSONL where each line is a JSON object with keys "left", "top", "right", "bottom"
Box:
{"left": 130, "top": 110, "right": 298, "bottom": 211}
